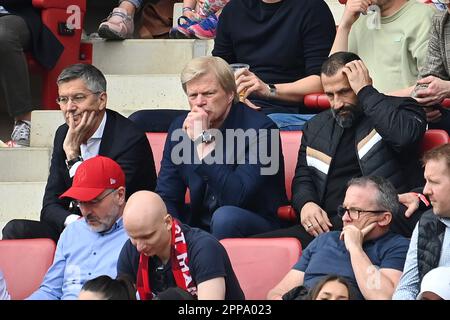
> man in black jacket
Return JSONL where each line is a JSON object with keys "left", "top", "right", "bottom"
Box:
{"left": 255, "top": 52, "right": 427, "bottom": 247}
{"left": 2, "top": 63, "right": 157, "bottom": 242}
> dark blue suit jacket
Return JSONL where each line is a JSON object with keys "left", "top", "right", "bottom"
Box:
{"left": 41, "top": 109, "right": 157, "bottom": 234}
{"left": 155, "top": 102, "right": 288, "bottom": 228}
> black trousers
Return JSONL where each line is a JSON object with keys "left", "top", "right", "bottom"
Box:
{"left": 2, "top": 219, "right": 60, "bottom": 243}
{"left": 0, "top": 14, "right": 34, "bottom": 118}
{"left": 251, "top": 204, "right": 422, "bottom": 249}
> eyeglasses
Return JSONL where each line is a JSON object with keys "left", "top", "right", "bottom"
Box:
{"left": 73, "top": 189, "right": 116, "bottom": 208}
{"left": 337, "top": 205, "right": 386, "bottom": 220}
{"left": 56, "top": 91, "right": 101, "bottom": 105}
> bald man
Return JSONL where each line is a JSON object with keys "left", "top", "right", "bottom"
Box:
{"left": 117, "top": 191, "right": 244, "bottom": 300}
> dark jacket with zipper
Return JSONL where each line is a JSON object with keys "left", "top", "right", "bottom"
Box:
{"left": 292, "top": 85, "right": 427, "bottom": 215}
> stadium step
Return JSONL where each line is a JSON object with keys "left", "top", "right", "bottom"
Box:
{"left": 91, "top": 39, "right": 214, "bottom": 75}
{"left": 0, "top": 148, "right": 51, "bottom": 182}
{"left": 105, "top": 74, "right": 189, "bottom": 113}
{"left": 0, "top": 181, "right": 46, "bottom": 235}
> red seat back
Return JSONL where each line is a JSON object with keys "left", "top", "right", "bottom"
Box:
{"left": 220, "top": 238, "right": 302, "bottom": 300}
{"left": 0, "top": 239, "right": 56, "bottom": 300}
{"left": 29, "top": 0, "right": 91, "bottom": 110}
{"left": 280, "top": 131, "right": 302, "bottom": 200}
{"left": 420, "top": 129, "right": 449, "bottom": 156}
{"left": 146, "top": 132, "right": 190, "bottom": 202}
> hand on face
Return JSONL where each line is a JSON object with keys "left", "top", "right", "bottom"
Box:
{"left": 342, "top": 60, "right": 373, "bottom": 95}
{"left": 63, "top": 110, "right": 99, "bottom": 159}
{"left": 182, "top": 106, "right": 209, "bottom": 141}
{"left": 340, "top": 222, "right": 376, "bottom": 251}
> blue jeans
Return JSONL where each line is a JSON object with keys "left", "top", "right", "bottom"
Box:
{"left": 210, "top": 206, "right": 279, "bottom": 240}
{"left": 267, "top": 113, "right": 316, "bottom": 131}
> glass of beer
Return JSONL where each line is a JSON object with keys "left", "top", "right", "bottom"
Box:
{"left": 230, "top": 63, "right": 250, "bottom": 102}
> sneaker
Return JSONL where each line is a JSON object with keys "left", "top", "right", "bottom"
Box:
{"left": 169, "top": 16, "right": 198, "bottom": 39}
{"left": 188, "top": 14, "right": 218, "bottom": 40}
{"left": 10, "top": 120, "right": 31, "bottom": 147}
{"left": 98, "top": 7, "right": 134, "bottom": 40}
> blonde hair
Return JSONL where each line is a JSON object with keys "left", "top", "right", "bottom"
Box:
{"left": 181, "top": 56, "right": 238, "bottom": 104}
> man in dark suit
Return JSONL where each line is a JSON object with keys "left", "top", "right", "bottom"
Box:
{"left": 155, "top": 56, "right": 288, "bottom": 240}
{"left": 2, "top": 63, "right": 157, "bottom": 242}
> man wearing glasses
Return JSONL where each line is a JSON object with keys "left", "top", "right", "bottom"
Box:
{"left": 27, "top": 156, "right": 129, "bottom": 300}
{"left": 268, "top": 176, "right": 410, "bottom": 300}
{"left": 2, "top": 63, "right": 157, "bottom": 242}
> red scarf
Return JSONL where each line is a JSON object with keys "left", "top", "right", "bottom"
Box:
{"left": 136, "top": 219, "right": 197, "bottom": 300}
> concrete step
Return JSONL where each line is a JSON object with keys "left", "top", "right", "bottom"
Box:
{"left": 0, "top": 148, "right": 51, "bottom": 182}
{"left": 0, "top": 182, "right": 45, "bottom": 225}
{"left": 92, "top": 39, "right": 213, "bottom": 75}
{"left": 106, "top": 74, "right": 189, "bottom": 112}
{"left": 30, "top": 110, "right": 64, "bottom": 148}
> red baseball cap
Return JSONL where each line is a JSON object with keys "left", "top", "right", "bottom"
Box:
{"left": 59, "top": 156, "right": 125, "bottom": 201}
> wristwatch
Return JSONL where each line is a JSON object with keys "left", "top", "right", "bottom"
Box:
{"left": 65, "top": 155, "right": 83, "bottom": 170}
{"left": 195, "top": 130, "right": 215, "bottom": 144}
{"left": 267, "top": 83, "right": 277, "bottom": 98}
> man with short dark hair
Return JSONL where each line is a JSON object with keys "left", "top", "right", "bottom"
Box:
{"left": 255, "top": 52, "right": 426, "bottom": 246}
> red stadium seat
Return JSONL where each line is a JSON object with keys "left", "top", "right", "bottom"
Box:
{"left": 220, "top": 237, "right": 302, "bottom": 300}
{"left": 420, "top": 129, "right": 449, "bottom": 156}
{"left": 303, "top": 93, "right": 331, "bottom": 110}
{"left": 29, "top": 0, "right": 92, "bottom": 110}
{"left": 146, "top": 132, "right": 190, "bottom": 202}
{"left": 145, "top": 132, "right": 167, "bottom": 174}
{"left": 278, "top": 131, "right": 302, "bottom": 222}
{"left": 0, "top": 239, "right": 55, "bottom": 300}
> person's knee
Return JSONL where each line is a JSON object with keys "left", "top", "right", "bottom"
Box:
{"left": 2, "top": 220, "right": 21, "bottom": 239}
{"left": 210, "top": 206, "right": 241, "bottom": 240}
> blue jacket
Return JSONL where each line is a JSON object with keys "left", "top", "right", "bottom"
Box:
{"left": 156, "top": 102, "right": 288, "bottom": 227}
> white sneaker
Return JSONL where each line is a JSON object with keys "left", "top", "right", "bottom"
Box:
{"left": 10, "top": 120, "right": 31, "bottom": 147}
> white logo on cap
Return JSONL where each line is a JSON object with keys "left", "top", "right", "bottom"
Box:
{"left": 110, "top": 178, "right": 116, "bottom": 185}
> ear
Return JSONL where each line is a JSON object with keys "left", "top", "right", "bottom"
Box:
{"left": 116, "top": 186, "right": 126, "bottom": 205}
{"left": 164, "top": 214, "right": 173, "bottom": 231}
{"left": 98, "top": 92, "right": 107, "bottom": 112}
{"left": 227, "top": 92, "right": 234, "bottom": 105}
{"left": 378, "top": 212, "right": 392, "bottom": 227}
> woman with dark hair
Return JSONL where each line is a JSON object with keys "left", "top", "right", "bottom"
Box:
{"left": 78, "top": 275, "right": 136, "bottom": 300}
{"left": 309, "top": 275, "right": 352, "bottom": 300}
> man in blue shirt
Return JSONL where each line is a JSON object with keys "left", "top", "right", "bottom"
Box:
{"left": 27, "top": 156, "right": 129, "bottom": 300}
{"left": 268, "top": 176, "right": 410, "bottom": 300}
